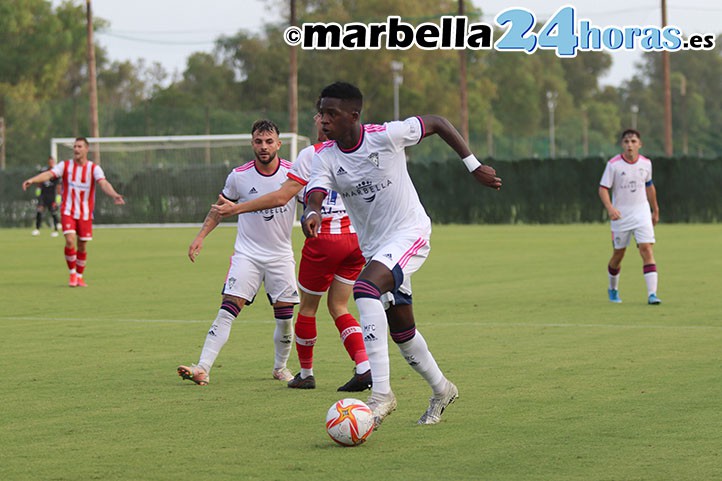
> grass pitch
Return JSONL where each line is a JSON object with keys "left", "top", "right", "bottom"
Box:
{"left": 1, "top": 224, "right": 721, "bottom": 481}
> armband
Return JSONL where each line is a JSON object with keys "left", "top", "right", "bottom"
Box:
{"left": 55, "top": 194, "right": 62, "bottom": 204}
{"left": 462, "top": 154, "right": 482, "bottom": 172}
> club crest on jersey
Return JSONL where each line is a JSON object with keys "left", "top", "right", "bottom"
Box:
{"left": 367, "top": 152, "right": 380, "bottom": 167}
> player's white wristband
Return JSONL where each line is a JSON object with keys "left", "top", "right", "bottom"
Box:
{"left": 462, "top": 154, "right": 482, "bottom": 172}
{"left": 301, "top": 211, "right": 319, "bottom": 223}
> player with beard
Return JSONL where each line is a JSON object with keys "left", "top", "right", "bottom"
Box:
{"left": 178, "top": 119, "right": 299, "bottom": 385}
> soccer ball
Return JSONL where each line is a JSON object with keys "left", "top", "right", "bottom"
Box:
{"left": 325, "top": 398, "right": 374, "bottom": 446}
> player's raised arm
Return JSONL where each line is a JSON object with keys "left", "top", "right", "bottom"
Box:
{"left": 211, "top": 178, "right": 303, "bottom": 218}
{"left": 97, "top": 179, "right": 125, "bottom": 205}
{"left": 419, "top": 114, "right": 502, "bottom": 190}
{"left": 22, "top": 170, "right": 55, "bottom": 191}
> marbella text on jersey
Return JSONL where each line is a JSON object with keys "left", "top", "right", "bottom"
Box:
{"left": 341, "top": 179, "right": 393, "bottom": 203}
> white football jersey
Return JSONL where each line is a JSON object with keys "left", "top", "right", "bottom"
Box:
{"left": 51, "top": 159, "right": 106, "bottom": 220}
{"left": 287, "top": 143, "right": 355, "bottom": 235}
{"left": 222, "top": 159, "right": 296, "bottom": 260}
{"left": 599, "top": 154, "right": 654, "bottom": 231}
{"left": 306, "top": 117, "right": 431, "bottom": 258}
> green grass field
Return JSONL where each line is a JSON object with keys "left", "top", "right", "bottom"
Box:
{"left": 2, "top": 224, "right": 721, "bottom": 481}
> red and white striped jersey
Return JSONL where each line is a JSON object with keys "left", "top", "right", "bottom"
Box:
{"left": 287, "top": 143, "right": 355, "bottom": 235}
{"left": 51, "top": 159, "right": 106, "bottom": 221}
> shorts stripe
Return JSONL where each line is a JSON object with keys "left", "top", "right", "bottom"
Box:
{"left": 398, "top": 238, "right": 427, "bottom": 268}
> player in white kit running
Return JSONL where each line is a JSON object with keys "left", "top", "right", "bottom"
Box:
{"left": 178, "top": 120, "right": 300, "bottom": 386}
{"left": 302, "top": 82, "right": 502, "bottom": 428}
{"left": 599, "top": 128, "right": 662, "bottom": 305}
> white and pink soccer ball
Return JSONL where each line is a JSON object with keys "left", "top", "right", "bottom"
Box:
{"left": 325, "top": 398, "right": 374, "bottom": 446}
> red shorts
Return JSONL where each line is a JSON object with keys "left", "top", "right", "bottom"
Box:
{"left": 61, "top": 215, "right": 93, "bottom": 241}
{"left": 298, "top": 232, "right": 365, "bottom": 295}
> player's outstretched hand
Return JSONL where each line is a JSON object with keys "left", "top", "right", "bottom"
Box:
{"left": 472, "top": 164, "right": 502, "bottom": 190}
{"left": 114, "top": 194, "right": 125, "bottom": 205}
{"left": 301, "top": 210, "right": 321, "bottom": 239}
{"left": 188, "top": 237, "right": 203, "bottom": 263}
{"left": 210, "top": 195, "right": 237, "bottom": 218}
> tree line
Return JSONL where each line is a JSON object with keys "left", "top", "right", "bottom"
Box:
{"left": 1, "top": 0, "right": 720, "bottom": 169}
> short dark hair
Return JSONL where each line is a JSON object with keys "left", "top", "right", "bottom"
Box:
{"left": 75, "top": 137, "right": 89, "bottom": 146}
{"left": 251, "top": 119, "right": 280, "bottom": 136}
{"left": 320, "top": 81, "right": 363, "bottom": 112}
{"left": 620, "top": 129, "right": 641, "bottom": 140}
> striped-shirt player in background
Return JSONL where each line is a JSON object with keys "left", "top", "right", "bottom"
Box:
{"left": 212, "top": 111, "right": 371, "bottom": 392}
{"left": 22, "top": 137, "right": 125, "bottom": 287}
{"left": 303, "top": 82, "right": 502, "bottom": 429}
{"left": 178, "top": 119, "right": 300, "bottom": 386}
{"left": 599, "top": 129, "right": 662, "bottom": 305}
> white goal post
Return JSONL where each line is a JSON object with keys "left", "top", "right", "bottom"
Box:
{"left": 50, "top": 133, "right": 310, "bottom": 164}
{"left": 47, "top": 133, "right": 311, "bottom": 224}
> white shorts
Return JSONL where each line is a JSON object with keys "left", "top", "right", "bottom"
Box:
{"left": 223, "top": 254, "right": 299, "bottom": 305}
{"left": 612, "top": 223, "right": 655, "bottom": 250}
{"left": 370, "top": 234, "right": 430, "bottom": 307}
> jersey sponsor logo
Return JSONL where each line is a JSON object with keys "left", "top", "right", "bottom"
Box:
{"left": 336, "top": 166, "right": 348, "bottom": 175}
{"left": 342, "top": 179, "right": 393, "bottom": 203}
{"left": 367, "top": 152, "right": 380, "bottom": 167}
{"left": 253, "top": 205, "right": 290, "bottom": 221}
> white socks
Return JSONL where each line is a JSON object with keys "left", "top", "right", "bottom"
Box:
{"left": 396, "top": 330, "right": 446, "bottom": 396}
{"left": 273, "top": 318, "right": 293, "bottom": 369}
{"left": 198, "top": 309, "right": 235, "bottom": 373}
{"left": 355, "top": 297, "right": 391, "bottom": 395}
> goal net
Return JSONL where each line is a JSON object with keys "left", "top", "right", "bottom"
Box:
{"left": 50, "top": 133, "right": 310, "bottom": 225}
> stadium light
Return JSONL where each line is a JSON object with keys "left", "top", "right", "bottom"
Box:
{"left": 546, "top": 90, "right": 558, "bottom": 159}
{"left": 391, "top": 61, "right": 404, "bottom": 120}
{"left": 631, "top": 104, "right": 639, "bottom": 130}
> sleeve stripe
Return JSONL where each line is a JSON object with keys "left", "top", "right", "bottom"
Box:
{"left": 416, "top": 116, "right": 426, "bottom": 143}
{"left": 287, "top": 172, "right": 308, "bottom": 186}
{"left": 304, "top": 187, "right": 328, "bottom": 204}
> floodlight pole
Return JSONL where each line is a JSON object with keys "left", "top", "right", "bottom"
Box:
{"left": 288, "top": 0, "right": 298, "bottom": 133}
{"left": 546, "top": 90, "right": 558, "bottom": 159}
{"left": 391, "top": 61, "right": 404, "bottom": 120}
{"left": 458, "top": 0, "right": 469, "bottom": 143}
{"left": 661, "top": 0, "right": 673, "bottom": 156}
{"left": 86, "top": 0, "right": 101, "bottom": 163}
{"left": 0, "top": 116, "right": 5, "bottom": 171}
